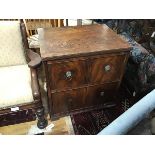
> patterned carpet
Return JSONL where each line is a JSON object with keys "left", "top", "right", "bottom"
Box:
{"left": 70, "top": 84, "right": 134, "bottom": 135}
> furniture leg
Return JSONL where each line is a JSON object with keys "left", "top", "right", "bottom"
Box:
{"left": 36, "top": 107, "right": 48, "bottom": 129}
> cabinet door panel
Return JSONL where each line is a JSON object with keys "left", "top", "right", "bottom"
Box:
{"left": 51, "top": 88, "right": 87, "bottom": 116}
{"left": 86, "top": 82, "right": 118, "bottom": 106}
{"left": 48, "top": 59, "right": 86, "bottom": 91}
{"left": 89, "top": 55, "right": 126, "bottom": 84}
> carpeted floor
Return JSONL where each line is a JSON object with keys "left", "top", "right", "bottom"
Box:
{"left": 70, "top": 84, "right": 134, "bottom": 135}
{"left": 71, "top": 101, "right": 131, "bottom": 135}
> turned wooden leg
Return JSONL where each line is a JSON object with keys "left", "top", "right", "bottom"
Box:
{"left": 36, "top": 107, "right": 48, "bottom": 129}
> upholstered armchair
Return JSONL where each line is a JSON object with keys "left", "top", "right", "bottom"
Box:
{"left": 0, "top": 21, "right": 47, "bottom": 129}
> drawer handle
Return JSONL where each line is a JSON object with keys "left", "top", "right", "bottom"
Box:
{"left": 104, "top": 65, "right": 111, "bottom": 72}
{"left": 65, "top": 71, "right": 72, "bottom": 79}
{"left": 100, "top": 91, "right": 105, "bottom": 97}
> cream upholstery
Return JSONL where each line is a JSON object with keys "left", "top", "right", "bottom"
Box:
{"left": 0, "top": 21, "right": 26, "bottom": 67}
{"left": 0, "top": 65, "right": 34, "bottom": 108}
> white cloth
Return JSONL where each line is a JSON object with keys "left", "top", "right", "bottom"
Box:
{"left": 28, "top": 34, "right": 40, "bottom": 48}
{"left": 27, "top": 123, "right": 54, "bottom": 135}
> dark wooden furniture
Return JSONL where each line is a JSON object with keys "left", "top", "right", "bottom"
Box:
{"left": 0, "top": 21, "right": 47, "bottom": 129}
{"left": 38, "top": 24, "right": 131, "bottom": 119}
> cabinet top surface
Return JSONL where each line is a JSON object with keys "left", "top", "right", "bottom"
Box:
{"left": 38, "top": 24, "right": 131, "bottom": 60}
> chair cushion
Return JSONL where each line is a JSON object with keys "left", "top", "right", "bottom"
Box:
{"left": 0, "top": 21, "right": 26, "bottom": 67}
{"left": 0, "top": 65, "right": 34, "bottom": 108}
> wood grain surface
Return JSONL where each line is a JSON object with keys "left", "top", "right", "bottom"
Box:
{"left": 39, "top": 24, "right": 131, "bottom": 119}
{"left": 38, "top": 24, "right": 131, "bottom": 60}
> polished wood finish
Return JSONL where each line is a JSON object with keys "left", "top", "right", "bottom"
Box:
{"left": 36, "top": 108, "right": 48, "bottom": 129}
{"left": 86, "top": 82, "right": 118, "bottom": 106}
{"left": 31, "top": 68, "right": 41, "bottom": 100}
{"left": 51, "top": 88, "right": 86, "bottom": 116}
{"left": 48, "top": 59, "right": 86, "bottom": 91}
{"left": 38, "top": 24, "right": 131, "bottom": 60}
{"left": 38, "top": 24, "right": 131, "bottom": 119}
{"left": 89, "top": 54, "right": 126, "bottom": 84}
{"left": 50, "top": 82, "right": 118, "bottom": 117}
{"left": 27, "top": 49, "right": 42, "bottom": 68}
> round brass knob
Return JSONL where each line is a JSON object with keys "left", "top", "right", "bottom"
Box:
{"left": 65, "top": 71, "right": 72, "bottom": 79}
{"left": 104, "top": 65, "right": 111, "bottom": 72}
{"left": 100, "top": 91, "right": 105, "bottom": 97}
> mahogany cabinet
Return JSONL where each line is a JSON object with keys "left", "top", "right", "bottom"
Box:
{"left": 38, "top": 24, "right": 131, "bottom": 119}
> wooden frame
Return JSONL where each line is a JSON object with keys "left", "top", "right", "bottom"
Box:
{"left": 0, "top": 21, "right": 47, "bottom": 129}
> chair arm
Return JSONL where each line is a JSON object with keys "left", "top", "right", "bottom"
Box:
{"left": 31, "top": 68, "right": 41, "bottom": 101}
{"left": 27, "top": 49, "right": 42, "bottom": 68}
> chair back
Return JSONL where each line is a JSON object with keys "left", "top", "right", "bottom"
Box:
{"left": 24, "top": 19, "right": 64, "bottom": 36}
{"left": 0, "top": 21, "right": 26, "bottom": 67}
